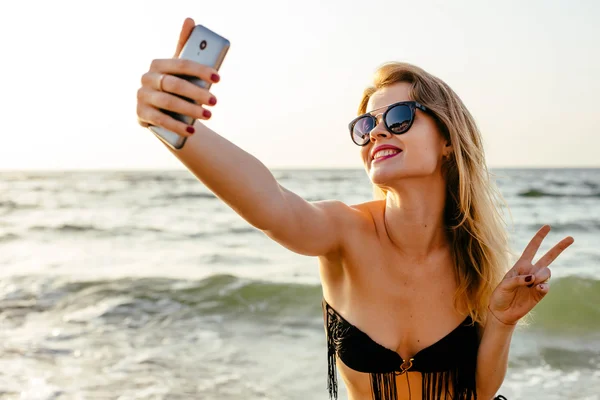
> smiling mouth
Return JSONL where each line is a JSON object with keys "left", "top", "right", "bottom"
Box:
{"left": 372, "top": 150, "right": 403, "bottom": 164}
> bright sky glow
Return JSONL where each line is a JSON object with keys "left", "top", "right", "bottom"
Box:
{"left": 1, "top": 0, "right": 598, "bottom": 170}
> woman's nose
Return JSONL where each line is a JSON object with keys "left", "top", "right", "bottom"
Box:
{"left": 369, "top": 119, "right": 391, "bottom": 142}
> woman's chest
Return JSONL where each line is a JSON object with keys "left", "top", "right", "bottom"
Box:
{"left": 323, "top": 298, "right": 480, "bottom": 400}
{"left": 321, "top": 245, "right": 464, "bottom": 360}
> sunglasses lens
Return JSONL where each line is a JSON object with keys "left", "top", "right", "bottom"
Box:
{"left": 385, "top": 105, "right": 413, "bottom": 134}
{"left": 352, "top": 116, "right": 375, "bottom": 145}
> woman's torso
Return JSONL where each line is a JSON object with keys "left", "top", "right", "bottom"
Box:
{"left": 318, "top": 200, "right": 480, "bottom": 400}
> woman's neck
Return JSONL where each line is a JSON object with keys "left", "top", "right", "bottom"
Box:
{"left": 382, "top": 178, "right": 450, "bottom": 261}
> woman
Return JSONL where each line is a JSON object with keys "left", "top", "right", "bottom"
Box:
{"left": 136, "top": 18, "right": 574, "bottom": 400}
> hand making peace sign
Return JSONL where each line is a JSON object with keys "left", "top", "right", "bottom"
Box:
{"left": 488, "top": 225, "right": 575, "bottom": 326}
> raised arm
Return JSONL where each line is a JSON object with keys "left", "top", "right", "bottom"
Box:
{"left": 136, "top": 18, "right": 354, "bottom": 257}
{"left": 168, "top": 122, "right": 352, "bottom": 256}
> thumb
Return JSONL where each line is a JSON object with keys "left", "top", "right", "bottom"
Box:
{"left": 501, "top": 274, "right": 534, "bottom": 291}
{"left": 173, "top": 17, "right": 195, "bottom": 57}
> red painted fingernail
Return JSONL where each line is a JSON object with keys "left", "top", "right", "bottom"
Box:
{"left": 203, "top": 109, "right": 212, "bottom": 119}
{"left": 186, "top": 126, "right": 195, "bottom": 134}
{"left": 209, "top": 97, "right": 217, "bottom": 106}
{"left": 525, "top": 275, "right": 533, "bottom": 283}
{"left": 211, "top": 74, "right": 220, "bottom": 83}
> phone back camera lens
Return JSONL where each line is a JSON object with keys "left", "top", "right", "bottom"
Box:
{"left": 200, "top": 40, "right": 207, "bottom": 50}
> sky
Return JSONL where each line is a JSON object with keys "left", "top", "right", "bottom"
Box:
{"left": 0, "top": 0, "right": 598, "bottom": 170}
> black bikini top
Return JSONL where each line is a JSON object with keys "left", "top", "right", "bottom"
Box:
{"left": 323, "top": 299, "right": 480, "bottom": 400}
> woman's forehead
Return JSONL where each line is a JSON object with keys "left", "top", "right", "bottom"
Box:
{"left": 367, "top": 82, "right": 412, "bottom": 113}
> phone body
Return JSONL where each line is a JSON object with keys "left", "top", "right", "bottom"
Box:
{"left": 149, "top": 25, "right": 230, "bottom": 150}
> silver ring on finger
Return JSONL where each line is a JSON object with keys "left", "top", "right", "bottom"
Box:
{"left": 157, "top": 73, "right": 167, "bottom": 92}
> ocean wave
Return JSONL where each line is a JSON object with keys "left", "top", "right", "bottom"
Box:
{"left": 2, "top": 275, "right": 597, "bottom": 335}
{"left": 0, "top": 200, "right": 38, "bottom": 210}
{"left": 273, "top": 172, "right": 292, "bottom": 180}
{"left": 28, "top": 224, "right": 167, "bottom": 238}
{"left": 527, "top": 220, "right": 600, "bottom": 233}
{"left": 0, "top": 172, "right": 59, "bottom": 181}
{"left": 510, "top": 346, "right": 600, "bottom": 370}
{"left": 106, "top": 172, "right": 200, "bottom": 188}
{"left": 583, "top": 181, "right": 599, "bottom": 189}
{"left": 538, "top": 346, "right": 600, "bottom": 370}
{"left": 30, "top": 224, "right": 105, "bottom": 234}
{"left": 186, "top": 226, "right": 260, "bottom": 239}
{"left": 315, "top": 176, "right": 348, "bottom": 182}
{"left": 109, "top": 171, "right": 190, "bottom": 182}
{"left": 0, "top": 233, "right": 19, "bottom": 242}
{"left": 518, "top": 189, "right": 600, "bottom": 198}
{"left": 0, "top": 275, "right": 322, "bottom": 329}
{"left": 117, "top": 174, "right": 173, "bottom": 183}
{"left": 0, "top": 200, "right": 18, "bottom": 208}
{"left": 198, "top": 254, "right": 272, "bottom": 265}
{"left": 228, "top": 226, "right": 260, "bottom": 235}
{"left": 548, "top": 180, "right": 568, "bottom": 187}
{"left": 25, "top": 222, "right": 257, "bottom": 240}
{"left": 154, "top": 192, "right": 216, "bottom": 200}
{"left": 182, "top": 226, "right": 261, "bottom": 239}
{"left": 528, "top": 276, "right": 600, "bottom": 333}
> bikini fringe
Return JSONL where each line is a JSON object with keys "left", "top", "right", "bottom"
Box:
{"left": 365, "top": 364, "right": 478, "bottom": 400}
{"left": 421, "top": 365, "right": 477, "bottom": 400}
{"left": 325, "top": 302, "right": 339, "bottom": 400}
{"left": 370, "top": 372, "right": 400, "bottom": 400}
{"left": 324, "top": 299, "right": 493, "bottom": 400}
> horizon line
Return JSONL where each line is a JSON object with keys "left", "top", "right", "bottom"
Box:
{"left": 1, "top": 165, "right": 599, "bottom": 172}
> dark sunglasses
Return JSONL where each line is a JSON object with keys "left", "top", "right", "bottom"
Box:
{"left": 348, "top": 101, "right": 430, "bottom": 146}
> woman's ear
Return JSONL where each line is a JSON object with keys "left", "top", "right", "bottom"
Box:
{"left": 443, "top": 141, "right": 453, "bottom": 158}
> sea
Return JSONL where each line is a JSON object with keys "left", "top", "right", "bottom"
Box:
{"left": 0, "top": 168, "right": 598, "bottom": 400}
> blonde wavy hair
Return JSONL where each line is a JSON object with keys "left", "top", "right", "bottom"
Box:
{"left": 359, "top": 62, "right": 515, "bottom": 325}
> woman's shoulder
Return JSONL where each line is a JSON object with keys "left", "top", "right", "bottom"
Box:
{"left": 323, "top": 199, "right": 384, "bottom": 230}
{"left": 316, "top": 199, "right": 384, "bottom": 266}
{"left": 317, "top": 200, "right": 384, "bottom": 284}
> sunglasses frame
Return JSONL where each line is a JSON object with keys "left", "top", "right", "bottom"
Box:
{"left": 348, "top": 101, "right": 430, "bottom": 146}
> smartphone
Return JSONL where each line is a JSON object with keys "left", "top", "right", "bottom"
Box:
{"left": 149, "top": 25, "right": 230, "bottom": 150}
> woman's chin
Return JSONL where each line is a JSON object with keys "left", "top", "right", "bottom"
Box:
{"left": 369, "top": 163, "right": 404, "bottom": 185}
{"left": 369, "top": 170, "right": 396, "bottom": 186}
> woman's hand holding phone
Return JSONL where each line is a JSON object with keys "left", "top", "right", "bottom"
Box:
{"left": 136, "top": 18, "right": 220, "bottom": 137}
{"left": 133, "top": 18, "right": 344, "bottom": 259}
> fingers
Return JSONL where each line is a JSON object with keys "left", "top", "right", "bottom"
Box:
{"left": 137, "top": 66, "right": 218, "bottom": 136}
{"left": 501, "top": 268, "right": 552, "bottom": 295}
{"left": 528, "top": 267, "right": 551, "bottom": 288}
{"left": 501, "top": 273, "right": 536, "bottom": 291}
{"left": 137, "top": 103, "right": 196, "bottom": 137}
{"left": 142, "top": 72, "right": 217, "bottom": 106}
{"left": 136, "top": 86, "right": 212, "bottom": 136}
{"left": 534, "top": 282, "right": 550, "bottom": 295}
{"left": 174, "top": 18, "right": 196, "bottom": 57}
{"left": 149, "top": 89, "right": 210, "bottom": 120}
{"left": 136, "top": 19, "right": 223, "bottom": 138}
{"left": 534, "top": 235, "right": 575, "bottom": 269}
{"left": 149, "top": 58, "right": 221, "bottom": 85}
{"left": 520, "top": 225, "right": 551, "bottom": 263}
{"left": 137, "top": 87, "right": 211, "bottom": 128}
